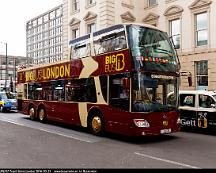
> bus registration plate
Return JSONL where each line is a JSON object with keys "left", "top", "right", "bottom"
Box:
{"left": 160, "top": 128, "right": 171, "bottom": 134}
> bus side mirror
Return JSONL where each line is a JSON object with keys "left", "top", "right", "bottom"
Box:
{"left": 188, "top": 76, "right": 192, "bottom": 87}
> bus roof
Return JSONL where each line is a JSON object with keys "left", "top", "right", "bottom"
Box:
{"left": 69, "top": 23, "right": 166, "bottom": 45}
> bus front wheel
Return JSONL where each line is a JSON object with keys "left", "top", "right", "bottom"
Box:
{"left": 38, "top": 107, "right": 46, "bottom": 123}
{"left": 88, "top": 113, "right": 104, "bottom": 136}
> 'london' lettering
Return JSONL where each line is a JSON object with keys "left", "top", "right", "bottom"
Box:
{"left": 25, "top": 64, "right": 71, "bottom": 82}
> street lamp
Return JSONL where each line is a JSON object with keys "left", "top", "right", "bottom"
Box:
{"left": 0, "top": 42, "right": 8, "bottom": 91}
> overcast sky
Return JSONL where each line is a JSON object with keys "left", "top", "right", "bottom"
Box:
{"left": 0, "top": 0, "right": 63, "bottom": 57}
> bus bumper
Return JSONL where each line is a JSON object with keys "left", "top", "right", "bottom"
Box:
{"left": 129, "top": 126, "right": 180, "bottom": 136}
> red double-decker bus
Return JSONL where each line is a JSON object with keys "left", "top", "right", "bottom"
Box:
{"left": 17, "top": 23, "right": 181, "bottom": 136}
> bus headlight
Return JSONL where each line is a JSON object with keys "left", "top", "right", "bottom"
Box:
{"left": 177, "top": 117, "right": 181, "bottom": 124}
{"left": 134, "top": 119, "right": 150, "bottom": 128}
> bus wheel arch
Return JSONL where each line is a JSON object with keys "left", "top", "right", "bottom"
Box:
{"left": 28, "top": 104, "right": 36, "bottom": 120}
{"left": 87, "top": 108, "right": 105, "bottom": 136}
{"left": 38, "top": 104, "right": 47, "bottom": 123}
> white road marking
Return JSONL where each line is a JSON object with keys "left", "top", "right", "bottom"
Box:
{"left": 134, "top": 152, "right": 200, "bottom": 169}
{"left": 0, "top": 116, "right": 97, "bottom": 143}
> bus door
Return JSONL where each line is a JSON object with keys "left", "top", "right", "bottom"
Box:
{"left": 198, "top": 94, "right": 216, "bottom": 129}
{"left": 179, "top": 94, "right": 197, "bottom": 128}
{"left": 109, "top": 74, "right": 130, "bottom": 127}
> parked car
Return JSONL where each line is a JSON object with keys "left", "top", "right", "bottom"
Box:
{"left": 0, "top": 92, "right": 17, "bottom": 112}
{"left": 168, "top": 90, "right": 216, "bottom": 131}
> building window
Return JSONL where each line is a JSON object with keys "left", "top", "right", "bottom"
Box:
{"left": 196, "top": 61, "right": 208, "bottom": 90}
{"left": 196, "top": 12, "right": 208, "bottom": 46}
{"left": 87, "top": 0, "right": 96, "bottom": 6}
{"left": 87, "top": 23, "right": 96, "bottom": 34}
{"left": 72, "top": 0, "right": 79, "bottom": 12}
{"left": 148, "top": 0, "right": 157, "bottom": 7}
{"left": 170, "top": 19, "right": 180, "bottom": 49}
{"left": 72, "top": 28, "right": 79, "bottom": 39}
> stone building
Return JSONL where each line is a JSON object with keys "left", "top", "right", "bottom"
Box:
{"left": 139, "top": 0, "right": 216, "bottom": 91}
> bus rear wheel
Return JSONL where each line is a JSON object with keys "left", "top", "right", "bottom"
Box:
{"left": 38, "top": 107, "right": 46, "bottom": 123}
{"left": 88, "top": 113, "right": 104, "bottom": 136}
{"left": 29, "top": 106, "right": 35, "bottom": 120}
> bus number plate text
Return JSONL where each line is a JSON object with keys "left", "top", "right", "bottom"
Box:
{"left": 160, "top": 128, "right": 171, "bottom": 134}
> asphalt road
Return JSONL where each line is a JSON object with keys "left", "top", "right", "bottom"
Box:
{"left": 0, "top": 111, "right": 216, "bottom": 169}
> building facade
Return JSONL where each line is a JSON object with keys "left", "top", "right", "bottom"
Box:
{"left": 139, "top": 0, "right": 216, "bottom": 91}
{"left": 0, "top": 55, "right": 28, "bottom": 92}
{"left": 26, "top": 5, "right": 63, "bottom": 65}
{"left": 61, "top": 0, "right": 216, "bottom": 91}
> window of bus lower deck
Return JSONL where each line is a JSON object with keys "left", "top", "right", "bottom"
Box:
{"left": 109, "top": 74, "right": 130, "bottom": 111}
{"left": 65, "top": 78, "right": 96, "bottom": 103}
{"left": 42, "top": 82, "right": 53, "bottom": 101}
{"left": 53, "top": 80, "right": 65, "bottom": 101}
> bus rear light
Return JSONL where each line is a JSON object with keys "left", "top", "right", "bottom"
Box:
{"left": 134, "top": 119, "right": 150, "bottom": 128}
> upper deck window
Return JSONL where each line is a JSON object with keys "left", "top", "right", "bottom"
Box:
{"left": 71, "top": 43, "right": 90, "bottom": 59}
{"left": 93, "top": 29, "right": 127, "bottom": 56}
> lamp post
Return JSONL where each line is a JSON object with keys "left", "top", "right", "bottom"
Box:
{"left": 0, "top": 42, "right": 8, "bottom": 91}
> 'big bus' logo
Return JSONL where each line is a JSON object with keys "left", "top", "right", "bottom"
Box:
{"left": 105, "top": 53, "right": 125, "bottom": 73}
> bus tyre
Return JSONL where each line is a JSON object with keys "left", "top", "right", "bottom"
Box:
{"left": 38, "top": 107, "right": 46, "bottom": 123}
{"left": 88, "top": 113, "right": 104, "bottom": 136}
{"left": 29, "top": 106, "right": 35, "bottom": 120}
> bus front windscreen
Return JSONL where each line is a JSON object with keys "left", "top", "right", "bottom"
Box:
{"left": 127, "top": 25, "right": 179, "bottom": 72}
{"left": 132, "top": 73, "right": 178, "bottom": 113}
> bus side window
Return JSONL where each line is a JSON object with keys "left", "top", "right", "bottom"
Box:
{"left": 54, "top": 81, "right": 65, "bottom": 101}
{"left": 93, "top": 30, "right": 127, "bottom": 56}
{"left": 28, "top": 84, "right": 34, "bottom": 100}
{"left": 99, "top": 76, "right": 108, "bottom": 102}
{"left": 115, "top": 35, "right": 126, "bottom": 51}
{"left": 66, "top": 78, "right": 97, "bottom": 103}
{"left": 93, "top": 38, "right": 105, "bottom": 55}
{"left": 71, "top": 42, "right": 90, "bottom": 59}
{"left": 42, "top": 82, "right": 52, "bottom": 101}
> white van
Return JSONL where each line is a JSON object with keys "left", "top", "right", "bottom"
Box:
{"left": 178, "top": 90, "right": 216, "bottom": 130}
